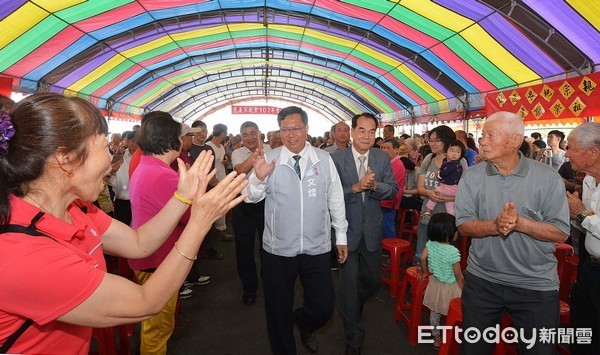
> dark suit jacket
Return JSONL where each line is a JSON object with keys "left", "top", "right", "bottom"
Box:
{"left": 332, "top": 147, "right": 398, "bottom": 252}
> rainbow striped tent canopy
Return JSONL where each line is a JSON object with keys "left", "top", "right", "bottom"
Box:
{"left": 0, "top": 0, "right": 598, "bottom": 122}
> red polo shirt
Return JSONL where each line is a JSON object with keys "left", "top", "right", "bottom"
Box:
{"left": 0, "top": 196, "right": 111, "bottom": 354}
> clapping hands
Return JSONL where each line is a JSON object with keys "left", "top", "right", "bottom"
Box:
{"left": 252, "top": 132, "right": 275, "bottom": 180}
{"left": 495, "top": 202, "right": 519, "bottom": 237}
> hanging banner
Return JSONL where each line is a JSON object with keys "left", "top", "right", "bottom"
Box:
{"left": 0, "top": 77, "right": 13, "bottom": 97}
{"left": 485, "top": 72, "right": 600, "bottom": 121}
{"left": 232, "top": 105, "right": 281, "bottom": 115}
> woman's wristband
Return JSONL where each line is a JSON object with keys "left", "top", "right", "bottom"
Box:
{"left": 173, "top": 191, "right": 192, "bottom": 205}
{"left": 174, "top": 242, "right": 197, "bottom": 261}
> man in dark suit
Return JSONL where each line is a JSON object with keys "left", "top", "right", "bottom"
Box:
{"left": 331, "top": 113, "right": 398, "bottom": 354}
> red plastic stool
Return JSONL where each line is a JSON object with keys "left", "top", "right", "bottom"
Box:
{"left": 381, "top": 238, "right": 412, "bottom": 297}
{"left": 459, "top": 235, "right": 471, "bottom": 271}
{"left": 554, "top": 243, "right": 573, "bottom": 285}
{"left": 439, "top": 297, "right": 462, "bottom": 355}
{"left": 397, "top": 208, "right": 419, "bottom": 243}
{"left": 91, "top": 327, "right": 118, "bottom": 355}
{"left": 393, "top": 266, "right": 429, "bottom": 345}
{"left": 559, "top": 255, "right": 579, "bottom": 302}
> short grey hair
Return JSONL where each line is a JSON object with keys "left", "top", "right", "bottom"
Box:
{"left": 568, "top": 122, "right": 600, "bottom": 149}
{"left": 486, "top": 111, "right": 524, "bottom": 137}
{"left": 404, "top": 137, "right": 418, "bottom": 151}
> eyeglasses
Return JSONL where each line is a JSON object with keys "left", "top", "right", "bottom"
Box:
{"left": 280, "top": 126, "right": 306, "bottom": 135}
{"left": 429, "top": 138, "right": 442, "bottom": 143}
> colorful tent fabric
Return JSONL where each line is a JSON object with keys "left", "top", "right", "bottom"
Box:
{"left": 0, "top": 0, "right": 598, "bottom": 122}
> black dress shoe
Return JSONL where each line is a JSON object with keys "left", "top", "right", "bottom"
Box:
{"left": 242, "top": 291, "right": 256, "bottom": 305}
{"left": 300, "top": 331, "right": 318, "bottom": 353}
{"left": 345, "top": 345, "right": 361, "bottom": 355}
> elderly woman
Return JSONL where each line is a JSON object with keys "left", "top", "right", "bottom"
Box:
{"left": 403, "top": 137, "right": 423, "bottom": 166}
{"left": 415, "top": 126, "right": 468, "bottom": 253}
{"left": 0, "top": 93, "right": 247, "bottom": 354}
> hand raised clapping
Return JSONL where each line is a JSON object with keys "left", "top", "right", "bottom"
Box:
{"left": 252, "top": 132, "right": 276, "bottom": 181}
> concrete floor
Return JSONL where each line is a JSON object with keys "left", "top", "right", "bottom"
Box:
{"left": 150, "top": 231, "right": 439, "bottom": 355}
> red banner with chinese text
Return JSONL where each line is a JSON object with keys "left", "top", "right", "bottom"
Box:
{"left": 485, "top": 72, "right": 600, "bottom": 121}
{"left": 231, "top": 105, "right": 281, "bottom": 115}
{"left": 0, "top": 77, "right": 13, "bottom": 97}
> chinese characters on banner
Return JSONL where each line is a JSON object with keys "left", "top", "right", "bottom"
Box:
{"left": 231, "top": 105, "right": 282, "bottom": 115}
{"left": 485, "top": 72, "right": 600, "bottom": 121}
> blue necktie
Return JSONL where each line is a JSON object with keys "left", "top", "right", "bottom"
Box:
{"left": 293, "top": 155, "right": 301, "bottom": 180}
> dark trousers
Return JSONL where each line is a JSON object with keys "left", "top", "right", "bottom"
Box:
{"left": 232, "top": 200, "right": 265, "bottom": 293}
{"left": 113, "top": 199, "right": 132, "bottom": 226}
{"left": 462, "top": 271, "right": 559, "bottom": 355}
{"left": 337, "top": 237, "right": 382, "bottom": 348}
{"left": 570, "top": 257, "right": 600, "bottom": 355}
{"left": 262, "top": 250, "right": 334, "bottom": 355}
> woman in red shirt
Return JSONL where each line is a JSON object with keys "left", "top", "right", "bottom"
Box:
{"left": 0, "top": 93, "right": 248, "bottom": 354}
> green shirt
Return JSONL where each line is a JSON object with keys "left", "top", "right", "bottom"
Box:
{"left": 426, "top": 240, "right": 461, "bottom": 283}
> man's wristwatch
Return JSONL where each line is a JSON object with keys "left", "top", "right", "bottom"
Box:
{"left": 577, "top": 210, "right": 595, "bottom": 224}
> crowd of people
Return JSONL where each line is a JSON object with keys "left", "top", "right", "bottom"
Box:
{"left": 0, "top": 92, "right": 598, "bottom": 355}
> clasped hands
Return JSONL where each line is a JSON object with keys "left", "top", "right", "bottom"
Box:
{"left": 495, "top": 202, "right": 519, "bottom": 237}
{"left": 353, "top": 168, "right": 377, "bottom": 193}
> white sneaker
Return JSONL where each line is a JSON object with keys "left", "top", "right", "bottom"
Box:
{"left": 183, "top": 275, "right": 211, "bottom": 287}
{"left": 197, "top": 275, "right": 211, "bottom": 285}
{"left": 179, "top": 287, "right": 193, "bottom": 299}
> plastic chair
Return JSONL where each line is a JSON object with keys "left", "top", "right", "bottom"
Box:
{"left": 393, "top": 266, "right": 429, "bottom": 345}
{"left": 381, "top": 238, "right": 412, "bottom": 297}
{"left": 554, "top": 242, "right": 574, "bottom": 282}
{"left": 440, "top": 300, "right": 518, "bottom": 355}
{"left": 559, "top": 255, "right": 579, "bottom": 303}
{"left": 397, "top": 208, "right": 419, "bottom": 244}
{"left": 438, "top": 297, "right": 462, "bottom": 355}
{"left": 458, "top": 235, "right": 471, "bottom": 271}
{"left": 91, "top": 327, "right": 118, "bottom": 355}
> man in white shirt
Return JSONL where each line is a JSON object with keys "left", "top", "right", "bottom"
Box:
{"left": 565, "top": 122, "right": 600, "bottom": 355}
{"left": 110, "top": 130, "right": 137, "bottom": 226}
{"left": 231, "top": 121, "right": 265, "bottom": 306}
{"left": 207, "top": 123, "right": 233, "bottom": 241}
{"left": 246, "top": 106, "right": 348, "bottom": 354}
{"left": 324, "top": 122, "right": 351, "bottom": 154}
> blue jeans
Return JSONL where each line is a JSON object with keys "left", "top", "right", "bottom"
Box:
{"left": 416, "top": 220, "right": 428, "bottom": 253}
{"left": 381, "top": 207, "right": 396, "bottom": 239}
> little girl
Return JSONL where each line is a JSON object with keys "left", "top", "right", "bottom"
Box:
{"left": 419, "top": 213, "right": 464, "bottom": 349}
{"left": 421, "top": 140, "right": 465, "bottom": 224}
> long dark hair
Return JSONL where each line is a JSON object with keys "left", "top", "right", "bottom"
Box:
{"left": 0, "top": 93, "right": 108, "bottom": 224}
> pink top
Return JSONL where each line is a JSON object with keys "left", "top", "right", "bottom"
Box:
{"left": 381, "top": 156, "right": 406, "bottom": 209}
{"left": 129, "top": 155, "right": 190, "bottom": 270}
